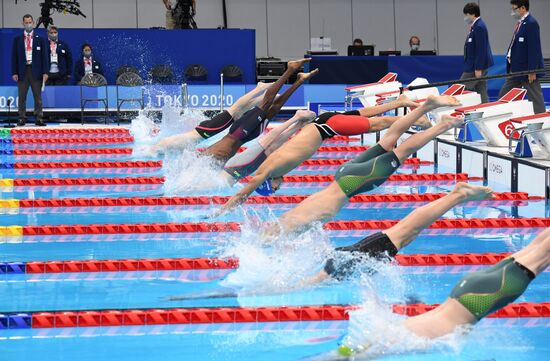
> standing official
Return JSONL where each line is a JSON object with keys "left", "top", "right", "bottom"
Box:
{"left": 11, "top": 14, "right": 49, "bottom": 126}
{"left": 461, "top": 3, "right": 493, "bottom": 103}
{"left": 46, "top": 26, "right": 73, "bottom": 85}
{"left": 74, "top": 43, "right": 104, "bottom": 84}
{"left": 499, "top": 0, "right": 545, "bottom": 114}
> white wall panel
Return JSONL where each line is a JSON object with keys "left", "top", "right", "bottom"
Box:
{"left": 309, "top": 0, "right": 352, "bottom": 56}
{"left": 194, "top": 0, "right": 224, "bottom": 29}
{"left": 136, "top": 0, "right": 165, "bottom": 29}
{"left": 395, "top": 0, "right": 437, "bottom": 54}
{"left": 352, "top": 0, "right": 396, "bottom": 54}
{"left": 479, "top": 0, "right": 517, "bottom": 56}
{"left": 3, "top": 0, "right": 93, "bottom": 28}
{"left": 226, "top": 0, "right": 267, "bottom": 57}
{"left": 529, "top": 0, "right": 550, "bottom": 57}
{"left": 94, "top": 0, "right": 137, "bottom": 28}
{"left": 266, "top": 0, "right": 309, "bottom": 58}
{"left": 437, "top": 0, "right": 472, "bottom": 55}
{"left": 2, "top": 0, "right": 548, "bottom": 58}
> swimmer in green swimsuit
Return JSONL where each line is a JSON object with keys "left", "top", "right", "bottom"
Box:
{"left": 307, "top": 227, "right": 550, "bottom": 360}
{"left": 266, "top": 94, "right": 464, "bottom": 236}
{"left": 167, "top": 183, "right": 494, "bottom": 301}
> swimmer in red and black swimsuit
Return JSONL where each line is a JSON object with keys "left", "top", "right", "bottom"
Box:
{"left": 215, "top": 94, "right": 425, "bottom": 215}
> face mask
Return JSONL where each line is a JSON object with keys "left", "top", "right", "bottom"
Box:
{"left": 511, "top": 10, "right": 521, "bottom": 20}
{"left": 83, "top": 51, "right": 92, "bottom": 58}
{"left": 411, "top": 44, "right": 420, "bottom": 51}
{"left": 464, "top": 16, "right": 473, "bottom": 25}
{"left": 48, "top": 34, "right": 58, "bottom": 41}
{"left": 24, "top": 24, "right": 33, "bottom": 32}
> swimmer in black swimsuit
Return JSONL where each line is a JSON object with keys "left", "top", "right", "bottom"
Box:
{"left": 314, "top": 226, "right": 550, "bottom": 360}
{"left": 167, "top": 183, "right": 494, "bottom": 301}
{"left": 203, "top": 59, "right": 319, "bottom": 163}
{"left": 139, "top": 82, "right": 271, "bottom": 157}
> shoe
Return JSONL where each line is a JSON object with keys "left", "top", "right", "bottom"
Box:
{"left": 17, "top": 119, "right": 26, "bottom": 127}
{"left": 35, "top": 120, "right": 47, "bottom": 127}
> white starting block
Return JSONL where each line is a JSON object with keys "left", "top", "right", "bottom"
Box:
{"left": 345, "top": 73, "right": 402, "bottom": 108}
{"left": 428, "top": 84, "right": 481, "bottom": 125}
{"left": 452, "top": 88, "right": 534, "bottom": 147}
{"left": 508, "top": 112, "right": 550, "bottom": 158}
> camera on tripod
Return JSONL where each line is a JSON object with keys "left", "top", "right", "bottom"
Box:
{"left": 15, "top": 0, "right": 86, "bottom": 28}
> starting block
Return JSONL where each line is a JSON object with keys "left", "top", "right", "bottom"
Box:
{"left": 345, "top": 73, "right": 402, "bottom": 108}
{"left": 429, "top": 84, "right": 482, "bottom": 127}
{"left": 508, "top": 112, "right": 550, "bottom": 159}
{"left": 452, "top": 88, "right": 534, "bottom": 147}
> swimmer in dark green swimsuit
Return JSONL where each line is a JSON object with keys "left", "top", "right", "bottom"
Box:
{"left": 306, "top": 227, "right": 550, "bottom": 360}
{"left": 271, "top": 94, "right": 464, "bottom": 236}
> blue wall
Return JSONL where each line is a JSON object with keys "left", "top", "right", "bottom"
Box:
{"left": 0, "top": 29, "right": 256, "bottom": 85}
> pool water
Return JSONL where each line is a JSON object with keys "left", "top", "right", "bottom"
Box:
{"left": 0, "top": 126, "right": 548, "bottom": 361}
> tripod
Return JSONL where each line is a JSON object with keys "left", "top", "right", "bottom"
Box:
{"left": 3, "top": 98, "right": 17, "bottom": 128}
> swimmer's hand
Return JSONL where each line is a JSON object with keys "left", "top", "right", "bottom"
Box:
{"left": 296, "top": 350, "right": 350, "bottom": 361}
{"left": 134, "top": 144, "right": 162, "bottom": 158}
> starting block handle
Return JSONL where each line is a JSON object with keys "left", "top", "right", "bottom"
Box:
{"left": 404, "top": 68, "right": 545, "bottom": 92}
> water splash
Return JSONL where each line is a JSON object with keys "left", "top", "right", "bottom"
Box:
{"left": 218, "top": 220, "right": 333, "bottom": 295}
{"left": 130, "top": 105, "right": 206, "bottom": 146}
{"left": 162, "top": 149, "right": 230, "bottom": 195}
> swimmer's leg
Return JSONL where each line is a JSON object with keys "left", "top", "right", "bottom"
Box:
{"left": 392, "top": 114, "right": 464, "bottom": 163}
{"left": 264, "top": 69, "right": 319, "bottom": 120}
{"left": 227, "top": 82, "right": 270, "bottom": 120}
{"left": 144, "top": 129, "right": 204, "bottom": 156}
{"left": 260, "top": 58, "right": 311, "bottom": 111}
{"left": 404, "top": 229, "right": 549, "bottom": 338}
{"left": 385, "top": 183, "right": 493, "bottom": 250}
{"left": 356, "top": 93, "right": 419, "bottom": 117}
{"left": 258, "top": 110, "right": 314, "bottom": 155}
{"left": 377, "top": 95, "right": 461, "bottom": 153}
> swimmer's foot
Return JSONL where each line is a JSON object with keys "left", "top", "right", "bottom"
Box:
{"left": 452, "top": 182, "right": 493, "bottom": 202}
{"left": 296, "top": 109, "right": 317, "bottom": 122}
{"left": 440, "top": 114, "right": 465, "bottom": 129}
{"left": 398, "top": 94, "right": 419, "bottom": 109}
{"left": 297, "top": 68, "right": 320, "bottom": 82}
{"left": 287, "top": 58, "right": 311, "bottom": 72}
{"left": 256, "top": 81, "right": 270, "bottom": 92}
{"left": 413, "top": 115, "right": 432, "bottom": 130}
{"left": 424, "top": 95, "right": 462, "bottom": 110}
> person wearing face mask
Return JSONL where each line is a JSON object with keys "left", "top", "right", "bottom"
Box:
{"left": 409, "top": 36, "right": 420, "bottom": 54}
{"left": 74, "top": 43, "right": 104, "bottom": 84}
{"left": 46, "top": 26, "right": 73, "bottom": 86}
{"left": 11, "top": 14, "right": 49, "bottom": 127}
{"left": 460, "top": 3, "right": 494, "bottom": 103}
{"left": 498, "top": 0, "right": 545, "bottom": 114}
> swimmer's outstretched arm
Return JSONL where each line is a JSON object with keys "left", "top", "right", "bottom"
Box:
{"left": 164, "top": 288, "right": 238, "bottom": 301}
{"left": 211, "top": 171, "right": 271, "bottom": 217}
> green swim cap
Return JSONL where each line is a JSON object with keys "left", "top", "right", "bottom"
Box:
{"left": 337, "top": 345, "right": 354, "bottom": 357}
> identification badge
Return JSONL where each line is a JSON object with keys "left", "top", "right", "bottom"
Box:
{"left": 519, "top": 37, "right": 524, "bottom": 42}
